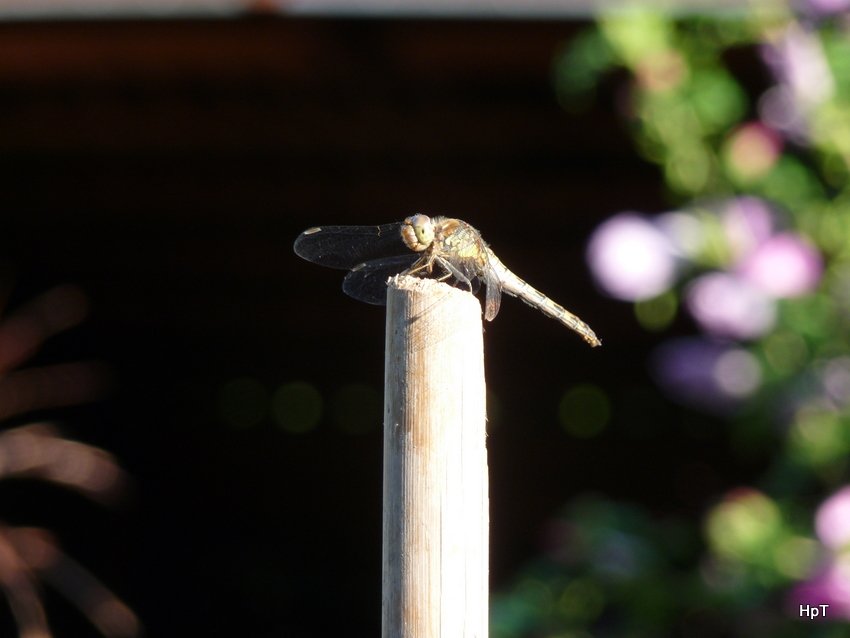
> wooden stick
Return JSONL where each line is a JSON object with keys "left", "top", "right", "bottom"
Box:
{"left": 382, "top": 275, "right": 488, "bottom": 638}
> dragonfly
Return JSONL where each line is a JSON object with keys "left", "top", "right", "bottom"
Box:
{"left": 293, "top": 214, "right": 601, "bottom": 347}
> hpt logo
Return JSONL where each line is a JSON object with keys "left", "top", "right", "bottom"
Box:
{"left": 800, "top": 604, "right": 829, "bottom": 619}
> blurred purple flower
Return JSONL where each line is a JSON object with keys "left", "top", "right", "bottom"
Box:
{"left": 737, "top": 232, "right": 823, "bottom": 298}
{"left": 651, "top": 338, "right": 762, "bottom": 413}
{"left": 816, "top": 486, "right": 850, "bottom": 551}
{"left": 686, "top": 272, "right": 776, "bottom": 339}
{"left": 720, "top": 197, "right": 776, "bottom": 262}
{"left": 788, "top": 556, "right": 850, "bottom": 620}
{"left": 586, "top": 213, "right": 677, "bottom": 301}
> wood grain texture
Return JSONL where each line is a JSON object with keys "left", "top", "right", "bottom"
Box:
{"left": 382, "top": 275, "right": 488, "bottom": 638}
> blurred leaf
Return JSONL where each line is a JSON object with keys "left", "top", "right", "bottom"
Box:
{"left": 600, "top": 11, "right": 675, "bottom": 67}
{"left": 687, "top": 67, "right": 748, "bottom": 133}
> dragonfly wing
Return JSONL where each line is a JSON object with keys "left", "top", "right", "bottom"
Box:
{"left": 294, "top": 222, "right": 408, "bottom": 270}
{"left": 342, "top": 254, "right": 420, "bottom": 305}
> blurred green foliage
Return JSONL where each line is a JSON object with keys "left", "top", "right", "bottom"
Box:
{"left": 494, "top": 5, "right": 850, "bottom": 636}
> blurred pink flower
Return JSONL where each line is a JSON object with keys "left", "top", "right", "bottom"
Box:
{"left": 816, "top": 486, "right": 850, "bottom": 551}
{"left": 686, "top": 272, "right": 776, "bottom": 340}
{"left": 720, "top": 197, "right": 776, "bottom": 262}
{"left": 586, "top": 213, "right": 677, "bottom": 301}
{"left": 737, "top": 232, "right": 823, "bottom": 298}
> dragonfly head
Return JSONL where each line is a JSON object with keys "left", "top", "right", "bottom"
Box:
{"left": 402, "top": 214, "right": 435, "bottom": 252}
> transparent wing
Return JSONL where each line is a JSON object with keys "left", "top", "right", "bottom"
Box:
{"left": 293, "top": 223, "right": 407, "bottom": 270}
{"left": 342, "top": 254, "right": 420, "bottom": 305}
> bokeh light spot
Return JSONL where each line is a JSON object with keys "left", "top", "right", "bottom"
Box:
{"left": 635, "top": 49, "right": 687, "bottom": 92}
{"left": 655, "top": 211, "right": 705, "bottom": 260}
{"left": 513, "top": 577, "right": 554, "bottom": 617}
{"left": 558, "top": 578, "right": 605, "bottom": 621}
{"left": 789, "top": 407, "right": 849, "bottom": 469}
{"left": 586, "top": 213, "right": 677, "bottom": 301}
{"left": 761, "top": 156, "right": 820, "bottom": 209}
{"left": 690, "top": 68, "right": 747, "bottom": 132}
{"left": 706, "top": 489, "right": 781, "bottom": 564}
{"left": 685, "top": 272, "right": 776, "bottom": 339}
{"left": 723, "top": 122, "right": 781, "bottom": 183}
{"left": 218, "top": 377, "right": 268, "bottom": 428}
{"left": 272, "top": 382, "right": 322, "bottom": 434}
{"left": 666, "top": 144, "right": 711, "bottom": 194}
{"left": 818, "top": 205, "right": 850, "bottom": 254}
{"left": 651, "top": 338, "right": 755, "bottom": 413}
{"left": 558, "top": 384, "right": 610, "bottom": 438}
{"left": 331, "top": 383, "right": 382, "bottom": 435}
{"left": 816, "top": 486, "right": 850, "bottom": 550}
{"left": 713, "top": 349, "right": 762, "bottom": 399}
{"left": 634, "top": 291, "right": 677, "bottom": 331}
{"left": 773, "top": 536, "right": 818, "bottom": 579}
{"left": 758, "top": 85, "right": 800, "bottom": 135}
{"left": 762, "top": 330, "right": 807, "bottom": 375}
{"left": 823, "top": 357, "right": 850, "bottom": 406}
{"left": 738, "top": 232, "right": 823, "bottom": 298}
{"left": 720, "top": 197, "right": 776, "bottom": 262}
{"left": 788, "top": 556, "right": 850, "bottom": 620}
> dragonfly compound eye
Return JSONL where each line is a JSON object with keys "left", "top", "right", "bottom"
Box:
{"left": 402, "top": 214, "right": 434, "bottom": 252}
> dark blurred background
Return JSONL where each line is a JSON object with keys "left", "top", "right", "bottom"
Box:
{"left": 0, "top": 14, "right": 738, "bottom": 637}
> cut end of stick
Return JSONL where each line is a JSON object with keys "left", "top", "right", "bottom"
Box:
{"left": 387, "top": 274, "right": 474, "bottom": 302}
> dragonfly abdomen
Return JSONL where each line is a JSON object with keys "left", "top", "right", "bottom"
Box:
{"left": 490, "top": 255, "right": 602, "bottom": 347}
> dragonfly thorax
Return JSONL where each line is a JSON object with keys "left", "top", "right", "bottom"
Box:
{"left": 401, "top": 214, "right": 435, "bottom": 253}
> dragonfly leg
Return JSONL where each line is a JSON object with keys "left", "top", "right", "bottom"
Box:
{"left": 434, "top": 256, "right": 473, "bottom": 291}
{"left": 404, "top": 255, "right": 435, "bottom": 277}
